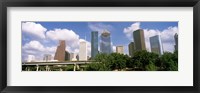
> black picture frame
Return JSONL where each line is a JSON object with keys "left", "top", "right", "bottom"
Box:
{"left": 0, "top": 0, "right": 200, "bottom": 93}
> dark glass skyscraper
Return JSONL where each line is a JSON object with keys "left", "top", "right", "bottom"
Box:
{"left": 100, "top": 30, "right": 112, "bottom": 54}
{"left": 128, "top": 42, "right": 135, "bottom": 57}
{"left": 91, "top": 31, "right": 99, "bottom": 59}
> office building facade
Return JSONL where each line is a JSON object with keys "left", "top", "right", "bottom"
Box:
{"left": 54, "top": 40, "right": 68, "bottom": 61}
{"left": 100, "top": 30, "right": 112, "bottom": 54}
{"left": 79, "top": 41, "right": 87, "bottom": 61}
{"left": 133, "top": 29, "right": 146, "bottom": 51}
{"left": 116, "top": 46, "right": 124, "bottom": 54}
{"left": 91, "top": 31, "right": 99, "bottom": 59}
{"left": 149, "top": 35, "right": 163, "bottom": 55}
{"left": 174, "top": 33, "right": 178, "bottom": 51}
{"left": 128, "top": 42, "right": 135, "bottom": 57}
{"left": 65, "top": 51, "right": 70, "bottom": 61}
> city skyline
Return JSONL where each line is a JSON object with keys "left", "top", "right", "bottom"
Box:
{"left": 22, "top": 22, "right": 178, "bottom": 61}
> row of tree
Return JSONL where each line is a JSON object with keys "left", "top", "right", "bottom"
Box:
{"left": 85, "top": 50, "right": 178, "bottom": 71}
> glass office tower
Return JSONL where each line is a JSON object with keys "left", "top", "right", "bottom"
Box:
{"left": 91, "top": 31, "right": 98, "bottom": 59}
{"left": 149, "top": 35, "right": 163, "bottom": 55}
{"left": 100, "top": 30, "right": 112, "bottom": 54}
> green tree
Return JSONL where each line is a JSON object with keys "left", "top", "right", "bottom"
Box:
{"left": 85, "top": 62, "right": 109, "bottom": 71}
{"left": 65, "top": 65, "right": 74, "bottom": 71}
{"left": 109, "top": 53, "right": 127, "bottom": 71}
{"left": 160, "top": 52, "right": 178, "bottom": 71}
{"left": 131, "top": 50, "right": 159, "bottom": 71}
{"left": 145, "top": 61, "right": 157, "bottom": 71}
{"left": 86, "top": 53, "right": 131, "bottom": 71}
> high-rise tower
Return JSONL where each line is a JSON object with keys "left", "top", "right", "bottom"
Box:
{"left": 100, "top": 30, "right": 112, "bottom": 54}
{"left": 150, "top": 35, "right": 163, "bottom": 55}
{"left": 174, "top": 33, "right": 178, "bottom": 51}
{"left": 91, "top": 31, "right": 98, "bottom": 59}
{"left": 54, "top": 40, "right": 66, "bottom": 61}
{"left": 133, "top": 29, "right": 146, "bottom": 51}
{"left": 79, "top": 41, "right": 87, "bottom": 61}
{"left": 128, "top": 42, "right": 135, "bottom": 57}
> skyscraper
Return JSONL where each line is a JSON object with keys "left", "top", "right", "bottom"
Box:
{"left": 128, "top": 42, "right": 135, "bottom": 57}
{"left": 174, "top": 33, "right": 178, "bottom": 51}
{"left": 133, "top": 29, "right": 146, "bottom": 51}
{"left": 43, "top": 54, "right": 52, "bottom": 62}
{"left": 91, "top": 31, "right": 98, "bottom": 59}
{"left": 150, "top": 35, "right": 163, "bottom": 55}
{"left": 54, "top": 40, "right": 66, "bottom": 61}
{"left": 100, "top": 30, "right": 112, "bottom": 54}
{"left": 79, "top": 41, "right": 87, "bottom": 61}
{"left": 65, "top": 51, "right": 70, "bottom": 61}
{"left": 116, "top": 46, "right": 124, "bottom": 54}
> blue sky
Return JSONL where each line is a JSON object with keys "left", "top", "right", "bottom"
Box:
{"left": 22, "top": 22, "right": 178, "bottom": 61}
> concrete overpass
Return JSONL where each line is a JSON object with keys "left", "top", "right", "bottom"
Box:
{"left": 22, "top": 61, "right": 96, "bottom": 71}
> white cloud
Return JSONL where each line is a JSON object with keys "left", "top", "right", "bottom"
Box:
{"left": 46, "top": 29, "right": 80, "bottom": 48}
{"left": 162, "top": 42, "right": 175, "bottom": 53}
{"left": 22, "top": 40, "right": 56, "bottom": 61}
{"left": 123, "top": 23, "right": 178, "bottom": 53}
{"left": 23, "top": 40, "right": 45, "bottom": 52}
{"left": 161, "top": 26, "right": 178, "bottom": 43}
{"left": 144, "top": 27, "right": 178, "bottom": 53}
{"left": 123, "top": 22, "right": 140, "bottom": 41}
{"left": 144, "top": 29, "right": 160, "bottom": 52}
{"left": 46, "top": 28, "right": 92, "bottom": 57}
{"left": 112, "top": 46, "right": 116, "bottom": 52}
{"left": 22, "top": 22, "right": 47, "bottom": 39}
{"left": 88, "top": 23, "right": 113, "bottom": 34}
{"left": 22, "top": 23, "right": 94, "bottom": 60}
{"left": 160, "top": 26, "right": 178, "bottom": 52}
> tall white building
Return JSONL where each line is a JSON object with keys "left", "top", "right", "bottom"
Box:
{"left": 27, "top": 55, "right": 35, "bottom": 62}
{"left": 79, "top": 41, "right": 87, "bottom": 61}
{"left": 149, "top": 35, "right": 163, "bottom": 55}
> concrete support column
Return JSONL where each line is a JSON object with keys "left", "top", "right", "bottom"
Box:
{"left": 25, "top": 67, "right": 28, "bottom": 71}
{"left": 73, "top": 63, "right": 76, "bottom": 71}
{"left": 46, "top": 65, "right": 49, "bottom": 71}
{"left": 77, "top": 64, "right": 80, "bottom": 70}
{"left": 36, "top": 64, "right": 39, "bottom": 71}
{"left": 27, "top": 67, "right": 30, "bottom": 71}
{"left": 47, "top": 66, "right": 50, "bottom": 71}
{"left": 60, "top": 68, "right": 63, "bottom": 71}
